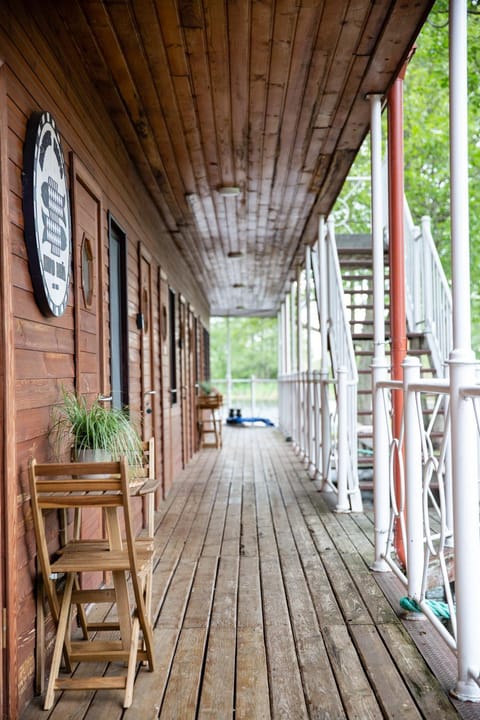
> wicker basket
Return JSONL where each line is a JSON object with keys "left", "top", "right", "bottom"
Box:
{"left": 196, "top": 393, "right": 223, "bottom": 410}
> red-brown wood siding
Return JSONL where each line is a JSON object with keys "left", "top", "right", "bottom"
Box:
{"left": 0, "top": 6, "right": 209, "bottom": 713}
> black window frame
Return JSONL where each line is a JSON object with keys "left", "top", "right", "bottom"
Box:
{"left": 108, "top": 212, "right": 129, "bottom": 410}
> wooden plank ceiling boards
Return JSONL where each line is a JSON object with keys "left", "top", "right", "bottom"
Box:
{"left": 47, "top": 0, "right": 434, "bottom": 317}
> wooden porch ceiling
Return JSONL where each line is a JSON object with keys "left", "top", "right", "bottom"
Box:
{"left": 53, "top": 0, "right": 433, "bottom": 317}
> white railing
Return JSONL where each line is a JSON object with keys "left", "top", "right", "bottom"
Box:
{"left": 374, "top": 354, "right": 480, "bottom": 696}
{"left": 307, "top": 219, "right": 362, "bottom": 511}
{"left": 210, "top": 377, "right": 278, "bottom": 425}
{"left": 278, "top": 369, "right": 357, "bottom": 512}
{"left": 404, "top": 206, "right": 453, "bottom": 376}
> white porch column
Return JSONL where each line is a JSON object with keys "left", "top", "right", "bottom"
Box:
{"left": 278, "top": 303, "right": 284, "bottom": 431}
{"left": 403, "top": 356, "right": 423, "bottom": 599}
{"left": 318, "top": 215, "right": 331, "bottom": 488}
{"left": 278, "top": 305, "right": 283, "bottom": 377}
{"left": 448, "top": 0, "right": 480, "bottom": 701}
{"left": 369, "top": 92, "right": 390, "bottom": 571}
{"left": 335, "top": 366, "right": 350, "bottom": 512}
{"left": 285, "top": 291, "right": 291, "bottom": 375}
{"left": 305, "top": 245, "right": 315, "bottom": 474}
{"left": 290, "top": 284, "right": 297, "bottom": 446}
{"left": 226, "top": 316, "right": 232, "bottom": 415}
{"left": 296, "top": 265, "right": 305, "bottom": 458}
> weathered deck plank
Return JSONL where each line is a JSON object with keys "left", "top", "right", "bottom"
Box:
{"left": 22, "top": 427, "right": 475, "bottom": 719}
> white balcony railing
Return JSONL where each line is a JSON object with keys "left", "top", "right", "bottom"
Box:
{"left": 404, "top": 206, "right": 453, "bottom": 376}
{"left": 374, "top": 354, "right": 480, "bottom": 698}
{"left": 210, "top": 377, "right": 278, "bottom": 426}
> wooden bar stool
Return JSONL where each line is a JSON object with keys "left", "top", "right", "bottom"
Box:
{"left": 29, "top": 456, "right": 155, "bottom": 709}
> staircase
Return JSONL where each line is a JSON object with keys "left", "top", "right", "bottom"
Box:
{"left": 336, "top": 232, "right": 440, "bottom": 479}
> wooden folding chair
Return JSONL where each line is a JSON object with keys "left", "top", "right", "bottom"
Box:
{"left": 29, "top": 456, "right": 155, "bottom": 709}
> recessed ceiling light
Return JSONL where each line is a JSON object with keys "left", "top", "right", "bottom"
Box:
{"left": 218, "top": 186, "right": 241, "bottom": 197}
{"left": 227, "top": 251, "right": 243, "bottom": 258}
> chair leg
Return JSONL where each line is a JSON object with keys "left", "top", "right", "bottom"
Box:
{"left": 124, "top": 617, "right": 140, "bottom": 708}
{"left": 44, "top": 573, "right": 75, "bottom": 710}
{"left": 74, "top": 574, "right": 90, "bottom": 640}
{"left": 35, "top": 573, "right": 45, "bottom": 696}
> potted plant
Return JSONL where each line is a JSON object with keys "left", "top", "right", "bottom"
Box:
{"left": 49, "top": 389, "right": 143, "bottom": 467}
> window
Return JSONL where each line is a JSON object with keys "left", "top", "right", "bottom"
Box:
{"left": 108, "top": 214, "right": 129, "bottom": 409}
{"left": 169, "top": 288, "right": 177, "bottom": 405}
{"left": 81, "top": 234, "right": 94, "bottom": 307}
{"left": 203, "top": 326, "right": 210, "bottom": 381}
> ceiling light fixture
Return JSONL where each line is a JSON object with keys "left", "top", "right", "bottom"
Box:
{"left": 218, "top": 186, "right": 241, "bottom": 197}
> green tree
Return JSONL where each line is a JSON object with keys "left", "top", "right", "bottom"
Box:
{"left": 333, "top": 0, "right": 480, "bottom": 348}
{"left": 210, "top": 316, "right": 278, "bottom": 380}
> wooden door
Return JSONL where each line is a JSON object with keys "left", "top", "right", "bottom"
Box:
{"left": 157, "top": 268, "right": 169, "bottom": 497}
{"left": 71, "top": 155, "right": 106, "bottom": 400}
{"left": 139, "top": 245, "right": 155, "bottom": 442}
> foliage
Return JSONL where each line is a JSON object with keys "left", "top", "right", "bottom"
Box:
{"left": 209, "top": 316, "right": 278, "bottom": 380}
{"left": 50, "top": 389, "right": 143, "bottom": 465}
{"left": 332, "top": 0, "right": 480, "bottom": 350}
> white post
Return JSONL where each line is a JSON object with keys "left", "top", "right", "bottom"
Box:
{"left": 369, "top": 92, "right": 390, "bottom": 571}
{"left": 278, "top": 304, "right": 284, "bottom": 432}
{"left": 296, "top": 265, "right": 305, "bottom": 458}
{"left": 226, "top": 316, "right": 232, "bottom": 415}
{"left": 449, "top": 0, "right": 480, "bottom": 701}
{"left": 250, "top": 375, "right": 256, "bottom": 417}
{"left": 413, "top": 223, "right": 422, "bottom": 328}
{"left": 305, "top": 245, "right": 315, "bottom": 474}
{"left": 336, "top": 366, "right": 349, "bottom": 512}
{"left": 290, "top": 284, "right": 298, "bottom": 447}
{"left": 278, "top": 306, "right": 283, "bottom": 376}
{"left": 403, "top": 356, "right": 423, "bottom": 600}
{"left": 318, "top": 216, "right": 331, "bottom": 487}
{"left": 421, "top": 216, "right": 434, "bottom": 334}
{"left": 285, "top": 292, "right": 291, "bottom": 375}
{"left": 312, "top": 370, "right": 321, "bottom": 479}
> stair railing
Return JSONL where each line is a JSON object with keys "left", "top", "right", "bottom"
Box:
{"left": 404, "top": 203, "right": 453, "bottom": 376}
{"left": 311, "top": 218, "right": 362, "bottom": 511}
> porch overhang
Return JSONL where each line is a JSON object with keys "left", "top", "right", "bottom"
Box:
{"left": 31, "top": 0, "right": 435, "bottom": 317}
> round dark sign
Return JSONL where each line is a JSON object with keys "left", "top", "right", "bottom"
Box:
{"left": 23, "top": 111, "right": 71, "bottom": 317}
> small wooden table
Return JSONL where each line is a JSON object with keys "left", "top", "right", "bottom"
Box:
{"left": 196, "top": 393, "right": 223, "bottom": 448}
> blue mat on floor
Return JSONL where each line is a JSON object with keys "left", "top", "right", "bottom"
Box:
{"left": 226, "top": 416, "right": 274, "bottom": 427}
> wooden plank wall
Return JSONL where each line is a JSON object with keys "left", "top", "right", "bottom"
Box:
{"left": 0, "top": 4, "right": 210, "bottom": 715}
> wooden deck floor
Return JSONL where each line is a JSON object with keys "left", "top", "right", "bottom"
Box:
{"left": 22, "top": 426, "right": 480, "bottom": 719}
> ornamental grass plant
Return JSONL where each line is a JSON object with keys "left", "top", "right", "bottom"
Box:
{"left": 49, "top": 389, "right": 143, "bottom": 466}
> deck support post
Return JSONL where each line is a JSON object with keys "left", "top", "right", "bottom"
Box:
{"left": 278, "top": 303, "right": 285, "bottom": 434}
{"left": 226, "top": 316, "right": 232, "bottom": 417}
{"left": 335, "top": 366, "right": 349, "bottom": 512}
{"left": 403, "top": 356, "right": 423, "bottom": 600}
{"left": 290, "top": 281, "right": 298, "bottom": 452}
{"left": 369, "top": 92, "right": 390, "bottom": 571}
{"left": 318, "top": 216, "right": 331, "bottom": 489}
{"left": 305, "top": 245, "right": 315, "bottom": 477}
{"left": 388, "top": 71, "right": 407, "bottom": 567}
{"left": 296, "top": 267, "right": 304, "bottom": 458}
{"left": 448, "top": 0, "right": 480, "bottom": 701}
